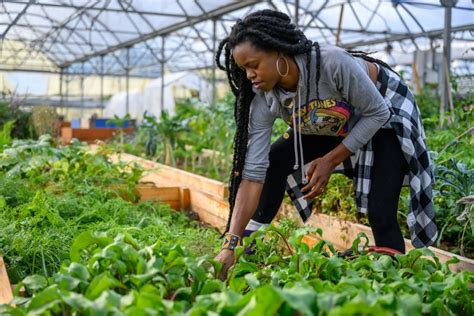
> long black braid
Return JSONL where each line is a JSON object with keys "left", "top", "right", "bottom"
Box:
{"left": 347, "top": 50, "right": 399, "bottom": 75}
{"left": 215, "top": 10, "right": 320, "bottom": 234}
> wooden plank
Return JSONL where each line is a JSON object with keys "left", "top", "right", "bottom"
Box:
{"left": 63, "top": 128, "right": 134, "bottom": 144}
{"left": 60, "top": 127, "right": 73, "bottom": 144}
{"left": 111, "top": 153, "right": 229, "bottom": 199}
{"left": 191, "top": 205, "right": 227, "bottom": 233}
{"left": 137, "top": 185, "right": 181, "bottom": 202}
{"left": 166, "top": 201, "right": 182, "bottom": 211}
{"left": 190, "top": 190, "right": 229, "bottom": 221}
{"left": 180, "top": 188, "right": 191, "bottom": 211}
{"left": 0, "top": 257, "right": 13, "bottom": 305}
{"left": 305, "top": 213, "right": 374, "bottom": 250}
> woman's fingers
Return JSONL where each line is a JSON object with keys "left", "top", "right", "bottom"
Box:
{"left": 301, "top": 174, "right": 318, "bottom": 192}
{"left": 303, "top": 180, "right": 327, "bottom": 200}
{"left": 305, "top": 159, "right": 319, "bottom": 179}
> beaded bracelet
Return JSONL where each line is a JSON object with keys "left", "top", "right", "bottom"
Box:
{"left": 222, "top": 232, "right": 241, "bottom": 251}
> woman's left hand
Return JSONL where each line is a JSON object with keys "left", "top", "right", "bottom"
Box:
{"left": 301, "top": 156, "right": 336, "bottom": 200}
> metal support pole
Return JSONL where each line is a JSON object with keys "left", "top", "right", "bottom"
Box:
{"left": 65, "top": 68, "right": 70, "bottom": 118}
{"left": 160, "top": 36, "right": 165, "bottom": 116}
{"left": 59, "top": 67, "right": 64, "bottom": 109}
{"left": 295, "top": 0, "right": 299, "bottom": 27}
{"left": 336, "top": 4, "right": 345, "bottom": 46}
{"left": 212, "top": 18, "right": 217, "bottom": 106}
{"left": 126, "top": 47, "right": 130, "bottom": 116}
{"left": 429, "top": 38, "right": 436, "bottom": 71}
{"left": 100, "top": 55, "right": 104, "bottom": 114}
{"left": 441, "top": 0, "right": 455, "bottom": 116}
{"left": 80, "top": 62, "right": 85, "bottom": 117}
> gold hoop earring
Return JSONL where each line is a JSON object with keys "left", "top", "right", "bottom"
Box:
{"left": 276, "top": 55, "right": 289, "bottom": 77}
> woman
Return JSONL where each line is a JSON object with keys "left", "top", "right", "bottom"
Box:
{"left": 215, "top": 9, "right": 437, "bottom": 278}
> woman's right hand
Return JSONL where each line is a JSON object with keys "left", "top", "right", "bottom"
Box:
{"left": 214, "top": 249, "right": 235, "bottom": 280}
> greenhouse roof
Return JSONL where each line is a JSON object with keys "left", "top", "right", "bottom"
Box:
{"left": 1, "top": 0, "right": 473, "bottom": 78}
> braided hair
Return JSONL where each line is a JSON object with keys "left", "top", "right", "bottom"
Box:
{"left": 215, "top": 9, "right": 319, "bottom": 234}
{"left": 347, "top": 50, "right": 399, "bottom": 75}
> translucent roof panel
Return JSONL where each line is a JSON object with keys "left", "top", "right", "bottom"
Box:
{"left": 0, "top": 0, "right": 472, "bottom": 77}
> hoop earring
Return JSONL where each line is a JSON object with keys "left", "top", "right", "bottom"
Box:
{"left": 276, "top": 55, "right": 289, "bottom": 77}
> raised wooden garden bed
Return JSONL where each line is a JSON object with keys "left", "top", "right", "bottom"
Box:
{"left": 61, "top": 127, "right": 134, "bottom": 144}
{"left": 0, "top": 256, "right": 13, "bottom": 305}
{"left": 136, "top": 183, "right": 190, "bottom": 211}
{"left": 106, "top": 151, "right": 474, "bottom": 272}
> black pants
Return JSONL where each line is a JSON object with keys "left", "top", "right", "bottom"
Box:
{"left": 251, "top": 128, "right": 407, "bottom": 253}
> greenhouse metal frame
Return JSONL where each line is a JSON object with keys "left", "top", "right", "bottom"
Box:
{"left": 1, "top": 0, "right": 473, "bottom": 111}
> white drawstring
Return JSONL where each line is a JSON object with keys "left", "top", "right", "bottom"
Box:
{"left": 297, "top": 87, "right": 308, "bottom": 184}
{"left": 292, "top": 99, "right": 299, "bottom": 171}
{"left": 291, "top": 86, "right": 308, "bottom": 184}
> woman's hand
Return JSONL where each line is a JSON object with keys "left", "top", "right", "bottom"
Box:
{"left": 214, "top": 249, "right": 235, "bottom": 280}
{"left": 301, "top": 156, "right": 336, "bottom": 200}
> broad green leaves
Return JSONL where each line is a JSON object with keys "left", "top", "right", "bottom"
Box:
{"left": 4, "top": 225, "right": 473, "bottom": 315}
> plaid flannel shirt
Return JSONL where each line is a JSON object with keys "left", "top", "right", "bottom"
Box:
{"left": 286, "top": 65, "right": 438, "bottom": 248}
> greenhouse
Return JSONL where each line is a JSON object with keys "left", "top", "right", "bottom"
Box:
{"left": 0, "top": 0, "right": 473, "bottom": 314}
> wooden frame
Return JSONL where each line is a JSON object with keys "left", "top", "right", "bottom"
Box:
{"left": 136, "top": 183, "right": 189, "bottom": 211}
{"left": 61, "top": 127, "right": 134, "bottom": 144}
{"left": 0, "top": 257, "right": 13, "bottom": 305}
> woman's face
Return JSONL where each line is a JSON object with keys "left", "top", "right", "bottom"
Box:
{"left": 232, "top": 41, "right": 281, "bottom": 92}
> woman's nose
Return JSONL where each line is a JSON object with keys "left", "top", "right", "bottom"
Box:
{"left": 246, "top": 69, "right": 256, "bottom": 80}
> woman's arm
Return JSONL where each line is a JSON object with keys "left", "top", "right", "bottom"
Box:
{"left": 215, "top": 179, "right": 263, "bottom": 279}
{"left": 228, "top": 179, "right": 264, "bottom": 236}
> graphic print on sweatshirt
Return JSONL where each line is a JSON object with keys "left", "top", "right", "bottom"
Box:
{"left": 286, "top": 98, "right": 354, "bottom": 136}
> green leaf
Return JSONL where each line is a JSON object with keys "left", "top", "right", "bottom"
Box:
{"left": 328, "top": 300, "right": 391, "bottom": 316}
{"left": 67, "top": 262, "right": 90, "bottom": 281}
{"left": 92, "top": 290, "right": 122, "bottom": 313}
{"left": 61, "top": 291, "right": 93, "bottom": 311}
{"left": 200, "top": 279, "right": 225, "bottom": 295}
{"left": 351, "top": 232, "right": 369, "bottom": 254}
{"left": 237, "top": 285, "right": 284, "bottom": 316}
{"left": 22, "top": 274, "right": 48, "bottom": 292}
{"left": 26, "top": 286, "right": 61, "bottom": 313}
{"left": 396, "top": 294, "right": 422, "bottom": 316}
{"left": 276, "top": 285, "right": 318, "bottom": 316}
{"left": 70, "top": 231, "right": 113, "bottom": 262}
{"left": 244, "top": 273, "right": 260, "bottom": 290}
{"left": 85, "top": 272, "right": 123, "bottom": 300}
{"left": 53, "top": 274, "right": 82, "bottom": 291}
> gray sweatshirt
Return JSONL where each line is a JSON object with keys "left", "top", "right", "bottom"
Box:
{"left": 242, "top": 44, "right": 390, "bottom": 183}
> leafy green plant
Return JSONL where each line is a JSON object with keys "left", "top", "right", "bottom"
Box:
{"left": 0, "top": 94, "right": 34, "bottom": 139}
{"left": 434, "top": 159, "right": 474, "bottom": 256}
{"left": 31, "top": 105, "right": 59, "bottom": 137}
{"left": 106, "top": 114, "right": 131, "bottom": 152}
{"left": 0, "top": 119, "right": 14, "bottom": 150}
{"left": 2, "top": 225, "right": 472, "bottom": 315}
{"left": 143, "top": 111, "right": 184, "bottom": 166}
{"left": 0, "top": 138, "right": 220, "bottom": 284}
